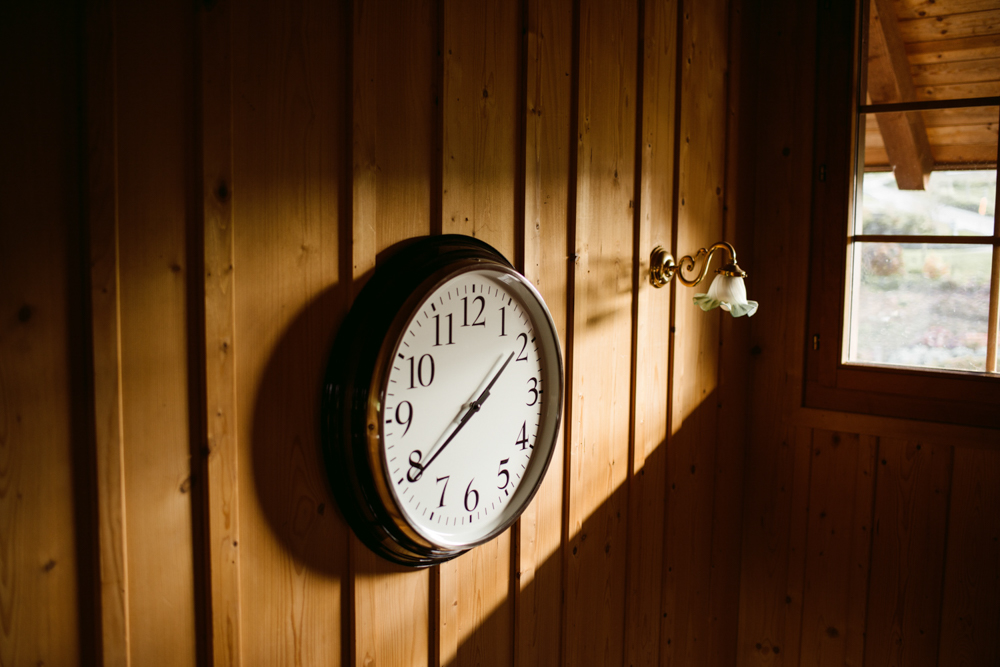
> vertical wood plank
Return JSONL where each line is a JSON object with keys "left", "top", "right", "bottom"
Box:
{"left": 518, "top": 0, "right": 573, "bottom": 663}
{"left": 115, "top": 1, "right": 198, "bottom": 663}
{"left": 734, "top": 0, "right": 819, "bottom": 663}
{"left": 623, "top": 0, "right": 676, "bottom": 663}
{"left": 564, "top": 0, "right": 638, "bottom": 664}
{"left": 442, "top": 0, "right": 519, "bottom": 261}
{"left": 864, "top": 438, "right": 952, "bottom": 667}
{"left": 0, "top": 3, "right": 87, "bottom": 664}
{"left": 805, "top": 0, "right": 857, "bottom": 393}
{"left": 440, "top": 0, "right": 520, "bottom": 664}
{"left": 434, "top": 560, "right": 459, "bottom": 666}
{"left": 736, "top": 426, "right": 813, "bottom": 665}
{"left": 707, "top": 0, "right": 749, "bottom": 662}
{"left": 85, "top": 0, "right": 132, "bottom": 663}
{"left": 231, "top": 0, "right": 350, "bottom": 665}
{"left": 798, "top": 431, "right": 876, "bottom": 667}
{"left": 660, "top": 0, "right": 731, "bottom": 663}
{"left": 938, "top": 447, "right": 1000, "bottom": 667}
{"left": 199, "top": 0, "right": 242, "bottom": 664}
{"left": 352, "top": 0, "right": 437, "bottom": 664}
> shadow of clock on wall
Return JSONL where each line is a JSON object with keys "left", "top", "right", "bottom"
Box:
{"left": 250, "top": 280, "right": 351, "bottom": 576}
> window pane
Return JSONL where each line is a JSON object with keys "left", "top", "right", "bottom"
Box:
{"left": 848, "top": 243, "right": 993, "bottom": 372}
{"left": 861, "top": 107, "right": 999, "bottom": 191}
{"left": 859, "top": 168, "right": 997, "bottom": 236}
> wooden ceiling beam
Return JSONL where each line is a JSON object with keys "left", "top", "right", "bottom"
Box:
{"left": 866, "top": 0, "right": 935, "bottom": 189}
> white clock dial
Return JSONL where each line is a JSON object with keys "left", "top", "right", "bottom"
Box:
{"left": 380, "top": 267, "right": 553, "bottom": 548}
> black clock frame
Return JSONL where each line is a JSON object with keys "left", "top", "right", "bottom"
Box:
{"left": 320, "top": 235, "right": 562, "bottom": 567}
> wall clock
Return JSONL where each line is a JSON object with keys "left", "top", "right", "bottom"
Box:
{"left": 321, "top": 235, "right": 564, "bottom": 566}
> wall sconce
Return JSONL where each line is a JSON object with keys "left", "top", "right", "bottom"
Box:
{"left": 649, "top": 242, "right": 758, "bottom": 317}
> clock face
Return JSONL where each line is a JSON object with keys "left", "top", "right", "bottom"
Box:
{"left": 378, "top": 265, "right": 559, "bottom": 549}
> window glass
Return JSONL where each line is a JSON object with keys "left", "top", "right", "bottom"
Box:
{"left": 849, "top": 104, "right": 998, "bottom": 373}
{"left": 859, "top": 169, "right": 996, "bottom": 236}
{"left": 849, "top": 242, "right": 992, "bottom": 371}
{"left": 848, "top": 16, "right": 1000, "bottom": 376}
{"left": 862, "top": 107, "right": 1000, "bottom": 186}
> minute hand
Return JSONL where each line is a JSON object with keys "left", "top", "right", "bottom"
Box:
{"left": 416, "top": 350, "right": 516, "bottom": 476}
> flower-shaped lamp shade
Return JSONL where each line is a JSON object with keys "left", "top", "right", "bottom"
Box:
{"left": 693, "top": 273, "right": 758, "bottom": 317}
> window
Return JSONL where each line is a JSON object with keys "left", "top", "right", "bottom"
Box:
{"left": 806, "top": 0, "right": 1000, "bottom": 427}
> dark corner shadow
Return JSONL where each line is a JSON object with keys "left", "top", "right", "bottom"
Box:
{"left": 249, "top": 280, "right": 354, "bottom": 577}
{"left": 248, "top": 238, "right": 426, "bottom": 581}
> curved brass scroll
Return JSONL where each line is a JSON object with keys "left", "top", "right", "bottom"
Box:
{"left": 649, "top": 242, "right": 746, "bottom": 289}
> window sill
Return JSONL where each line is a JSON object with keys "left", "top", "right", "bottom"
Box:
{"left": 804, "top": 363, "right": 1000, "bottom": 430}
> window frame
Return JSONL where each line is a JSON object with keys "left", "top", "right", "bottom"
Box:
{"left": 804, "top": 0, "right": 1000, "bottom": 429}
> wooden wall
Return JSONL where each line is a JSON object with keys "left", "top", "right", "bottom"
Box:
{"left": 736, "top": 2, "right": 1000, "bottom": 667}
{"left": 3, "top": 0, "right": 998, "bottom": 666}
{"left": 3, "top": 0, "right": 744, "bottom": 665}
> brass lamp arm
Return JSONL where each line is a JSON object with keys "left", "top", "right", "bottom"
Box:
{"left": 649, "top": 242, "right": 745, "bottom": 288}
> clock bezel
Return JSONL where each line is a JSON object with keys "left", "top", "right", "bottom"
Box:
{"left": 321, "top": 235, "right": 564, "bottom": 567}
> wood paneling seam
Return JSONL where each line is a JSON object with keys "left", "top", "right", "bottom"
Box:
{"left": 199, "top": 0, "right": 242, "bottom": 663}
{"left": 87, "top": 0, "right": 132, "bottom": 661}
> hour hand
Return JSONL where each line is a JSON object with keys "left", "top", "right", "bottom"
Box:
{"left": 469, "top": 350, "right": 516, "bottom": 411}
{"left": 450, "top": 351, "right": 512, "bottom": 422}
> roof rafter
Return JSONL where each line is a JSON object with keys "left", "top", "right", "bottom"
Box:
{"left": 866, "top": 0, "right": 935, "bottom": 190}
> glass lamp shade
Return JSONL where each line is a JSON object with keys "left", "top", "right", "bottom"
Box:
{"left": 693, "top": 273, "right": 758, "bottom": 318}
